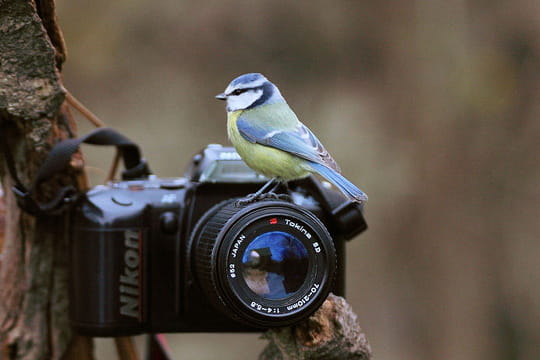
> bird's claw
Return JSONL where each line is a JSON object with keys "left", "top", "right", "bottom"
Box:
{"left": 260, "top": 192, "right": 291, "bottom": 202}
{"left": 235, "top": 192, "right": 291, "bottom": 207}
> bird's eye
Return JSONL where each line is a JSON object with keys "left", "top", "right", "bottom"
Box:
{"left": 231, "top": 89, "right": 247, "bottom": 96}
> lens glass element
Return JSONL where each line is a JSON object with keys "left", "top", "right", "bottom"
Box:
{"left": 241, "top": 231, "right": 308, "bottom": 300}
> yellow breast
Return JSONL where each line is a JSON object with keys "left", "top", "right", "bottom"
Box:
{"left": 226, "top": 110, "right": 310, "bottom": 180}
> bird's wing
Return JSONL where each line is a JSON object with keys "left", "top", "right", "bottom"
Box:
{"left": 237, "top": 106, "right": 341, "bottom": 173}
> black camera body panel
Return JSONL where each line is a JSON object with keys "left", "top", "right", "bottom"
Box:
{"left": 70, "top": 145, "right": 367, "bottom": 336}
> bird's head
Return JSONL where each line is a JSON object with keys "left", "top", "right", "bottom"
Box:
{"left": 216, "top": 73, "right": 285, "bottom": 112}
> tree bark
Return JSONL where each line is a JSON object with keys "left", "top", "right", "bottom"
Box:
{"left": 0, "top": 0, "right": 92, "bottom": 359}
{"left": 260, "top": 294, "right": 372, "bottom": 360}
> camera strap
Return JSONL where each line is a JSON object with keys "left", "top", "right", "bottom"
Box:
{"left": 2, "top": 126, "right": 151, "bottom": 216}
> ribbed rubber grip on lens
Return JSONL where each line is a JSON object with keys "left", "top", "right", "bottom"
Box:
{"left": 192, "top": 200, "right": 243, "bottom": 315}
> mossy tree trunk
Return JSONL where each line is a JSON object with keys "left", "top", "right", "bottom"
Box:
{"left": 0, "top": 0, "right": 92, "bottom": 359}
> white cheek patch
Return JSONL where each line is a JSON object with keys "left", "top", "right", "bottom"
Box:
{"left": 227, "top": 89, "right": 263, "bottom": 111}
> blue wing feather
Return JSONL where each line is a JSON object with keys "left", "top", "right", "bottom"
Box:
{"left": 308, "top": 162, "right": 368, "bottom": 202}
{"left": 236, "top": 107, "right": 340, "bottom": 172}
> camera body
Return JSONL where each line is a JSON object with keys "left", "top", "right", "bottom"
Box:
{"left": 70, "top": 144, "right": 367, "bottom": 336}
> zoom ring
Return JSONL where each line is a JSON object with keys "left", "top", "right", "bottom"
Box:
{"left": 193, "top": 200, "right": 247, "bottom": 320}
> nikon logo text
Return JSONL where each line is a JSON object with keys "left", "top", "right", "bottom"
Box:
{"left": 119, "top": 230, "right": 141, "bottom": 319}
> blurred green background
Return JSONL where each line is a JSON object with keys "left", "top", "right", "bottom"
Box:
{"left": 57, "top": 0, "right": 540, "bottom": 359}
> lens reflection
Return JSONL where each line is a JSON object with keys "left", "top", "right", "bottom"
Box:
{"left": 241, "top": 231, "right": 308, "bottom": 300}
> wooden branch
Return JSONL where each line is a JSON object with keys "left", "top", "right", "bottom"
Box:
{"left": 65, "top": 92, "right": 106, "bottom": 128}
{"left": 114, "top": 337, "right": 140, "bottom": 360}
{"left": 61, "top": 336, "right": 94, "bottom": 360}
{"left": 259, "top": 294, "right": 372, "bottom": 360}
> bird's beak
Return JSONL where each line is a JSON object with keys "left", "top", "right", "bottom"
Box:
{"left": 215, "top": 92, "right": 227, "bottom": 100}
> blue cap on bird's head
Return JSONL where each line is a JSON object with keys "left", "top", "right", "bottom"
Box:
{"left": 229, "top": 73, "right": 268, "bottom": 88}
{"left": 215, "top": 73, "right": 285, "bottom": 112}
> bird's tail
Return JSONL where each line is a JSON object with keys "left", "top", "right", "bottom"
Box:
{"left": 308, "top": 162, "right": 368, "bottom": 203}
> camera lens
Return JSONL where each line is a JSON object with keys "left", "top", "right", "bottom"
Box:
{"left": 242, "top": 231, "right": 308, "bottom": 300}
{"left": 190, "top": 199, "right": 336, "bottom": 328}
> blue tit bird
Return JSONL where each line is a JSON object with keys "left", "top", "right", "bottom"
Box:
{"left": 215, "top": 73, "right": 368, "bottom": 203}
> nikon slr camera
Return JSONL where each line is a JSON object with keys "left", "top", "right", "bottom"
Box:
{"left": 70, "top": 144, "right": 367, "bottom": 336}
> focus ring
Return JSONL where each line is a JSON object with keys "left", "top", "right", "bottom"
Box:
{"left": 193, "top": 199, "right": 242, "bottom": 314}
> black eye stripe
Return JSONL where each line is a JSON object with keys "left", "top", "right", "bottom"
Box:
{"left": 231, "top": 89, "right": 247, "bottom": 96}
{"left": 228, "top": 85, "right": 264, "bottom": 96}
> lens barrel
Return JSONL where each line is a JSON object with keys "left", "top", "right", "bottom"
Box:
{"left": 190, "top": 199, "right": 336, "bottom": 328}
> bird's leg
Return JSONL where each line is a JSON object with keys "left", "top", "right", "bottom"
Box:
{"left": 252, "top": 178, "right": 279, "bottom": 198}
{"left": 235, "top": 178, "right": 277, "bottom": 206}
{"left": 236, "top": 178, "right": 291, "bottom": 206}
{"left": 259, "top": 179, "right": 291, "bottom": 201}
